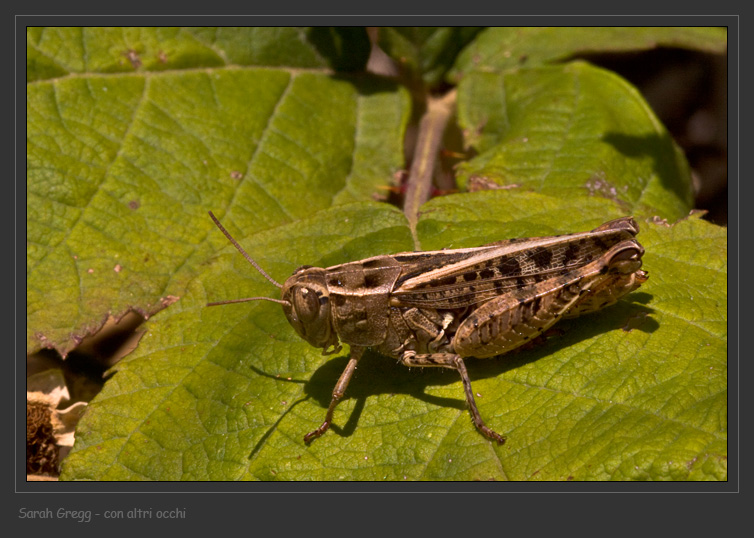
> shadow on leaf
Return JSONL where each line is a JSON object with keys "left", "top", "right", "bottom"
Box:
{"left": 300, "top": 300, "right": 656, "bottom": 441}
{"left": 603, "top": 131, "right": 692, "bottom": 206}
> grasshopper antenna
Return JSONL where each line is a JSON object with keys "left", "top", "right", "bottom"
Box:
{"left": 207, "top": 211, "right": 291, "bottom": 308}
{"left": 207, "top": 296, "right": 290, "bottom": 307}
{"left": 208, "top": 211, "right": 283, "bottom": 288}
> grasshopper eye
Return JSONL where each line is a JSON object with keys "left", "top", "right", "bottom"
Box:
{"left": 294, "top": 286, "right": 320, "bottom": 323}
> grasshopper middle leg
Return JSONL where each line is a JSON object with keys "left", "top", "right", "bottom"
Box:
{"left": 400, "top": 350, "right": 506, "bottom": 445}
{"left": 304, "top": 346, "right": 365, "bottom": 444}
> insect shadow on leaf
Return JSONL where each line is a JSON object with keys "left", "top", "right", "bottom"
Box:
{"left": 298, "top": 300, "right": 655, "bottom": 442}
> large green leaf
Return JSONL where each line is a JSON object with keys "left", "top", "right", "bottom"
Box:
{"left": 59, "top": 193, "right": 726, "bottom": 481}
{"left": 455, "top": 62, "right": 694, "bottom": 220}
{"left": 29, "top": 27, "right": 725, "bottom": 481}
{"left": 26, "top": 27, "right": 371, "bottom": 82}
{"left": 27, "top": 28, "right": 409, "bottom": 358}
{"left": 449, "top": 27, "right": 727, "bottom": 81}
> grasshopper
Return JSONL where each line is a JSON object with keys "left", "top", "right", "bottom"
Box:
{"left": 208, "top": 212, "right": 647, "bottom": 445}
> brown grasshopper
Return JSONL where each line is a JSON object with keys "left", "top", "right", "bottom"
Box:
{"left": 208, "top": 212, "right": 647, "bottom": 445}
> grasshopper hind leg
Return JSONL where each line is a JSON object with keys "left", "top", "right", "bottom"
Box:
{"left": 400, "top": 351, "right": 506, "bottom": 445}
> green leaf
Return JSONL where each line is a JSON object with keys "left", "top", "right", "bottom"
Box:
{"left": 27, "top": 28, "right": 409, "bottom": 357}
{"left": 32, "top": 27, "right": 724, "bottom": 481}
{"left": 26, "top": 27, "right": 370, "bottom": 82}
{"left": 60, "top": 202, "right": 413, "bottom": 480}
{"left": 449, "top": 27, "right": 727, "bottom": 81}
{"left": 60, "top": 193, "right": 726, "bottom": 481}
{"left": 456, "top": 62, "right": 694, "bottom": 220}
{"left": 377, "top": 27, "right": 483, "bottom": 86}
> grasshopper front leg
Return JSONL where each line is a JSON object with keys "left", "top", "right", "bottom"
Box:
{"left": 304, "top": 346, "right": 365, "bottom": 444}
{"left": 399, "top": 350, "right": 506, "bottom": 445}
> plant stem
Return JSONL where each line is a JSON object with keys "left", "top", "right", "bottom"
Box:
{"left": 403, "top": 89, "right": 457, "bottom": 250}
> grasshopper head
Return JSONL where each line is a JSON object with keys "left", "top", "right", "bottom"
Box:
{"left": 281, "top": 266, "right": 341, "bottom": 354}
{"left": 207, "top": 211, "right": 341, "bottom": 355}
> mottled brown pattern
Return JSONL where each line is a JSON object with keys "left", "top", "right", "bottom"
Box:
{"left": 211, "top": 212, "right": 645, "bottom": 446}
